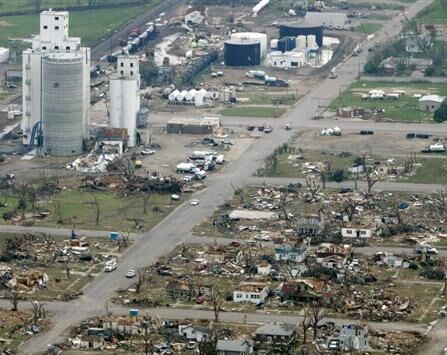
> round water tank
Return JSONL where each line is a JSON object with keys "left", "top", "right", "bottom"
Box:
{"left": 224, "top": 39, "right": 261, "bottom": 66}
{"left": 279, "top": 22, "right": 323, "bottom": 47}
{"left": 307, "top": 35, "right": 318, "bottom": 49}
{"left": 42, "top": 53, "right": 84, "bottom": 156}
{"left": 270, "top": 39, "right": 278, "bottom": 49}
{"left": 296, "top": 35, "right": 306, "bottom": 49}
{"left": 230, "top": 32, "right": 267, "bottom": 58}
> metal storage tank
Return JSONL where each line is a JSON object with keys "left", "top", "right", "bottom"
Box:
{"left": 42, "top": 53, "right": 83, "bottom": 156}
{"left": 230, "top": 32, "right": 268, "bottom": 58}
{"left": 307, "top": 34, "right": 318, "bottom": 49}
{"left": 279, "top": 22, "right": 323, "bottom": 47}
{"left": 270, "top": 39, "right": 278, "bottom": 49}
{"left": 296, "top": 35, "right": 307, "bottom": 49}
{"left": 224, "top": 39, "right": 261, "bottom": 66}
{"left": 277, "top": 37, "right": 296, "bottom": 53}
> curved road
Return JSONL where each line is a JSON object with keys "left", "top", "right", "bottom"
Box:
{"left": 19, "top": 0, "right": 444, "bottom": 353}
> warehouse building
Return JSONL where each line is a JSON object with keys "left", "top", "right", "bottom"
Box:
{"left": 21, "top": 10, "right": 90, "bottom": 155}
{"left": 167, "top": 117, "right": 220, "bottom": 135}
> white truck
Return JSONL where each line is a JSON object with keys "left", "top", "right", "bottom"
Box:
{"left": 176, "top": 162, "right": 196, "bottom": 173}
{"left": 195, "top": 170, "right": 207, "bottom": 180}
{"left": 422, "top": 143, "right": 446, "bottom": 153}
{"left": 414, "top": 244, "right": 438, "bottom": 255}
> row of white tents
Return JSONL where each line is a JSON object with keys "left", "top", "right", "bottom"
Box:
{"left": 168, "top": 89, "right": 218, "bottom": 106}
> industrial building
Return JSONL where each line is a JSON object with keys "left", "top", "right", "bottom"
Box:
{"left": 21, "top": 10, "right": 90, "bottom": 155}
{"left": 269, "top": 51, "right": 305, "bottom": 69}
{"left": 167, "top": 117, "right": 220, "bottom": 135}
{"left": 0, "top": 47, "right": 9, "bottom": 63}
{"left": 224, "top": 32, "right": 266, "bottom": 67}
{"left": 279, "top": 22, "right": 324, "bottom": 47}
{"left": 109, "top": 54, "right": 141, "bottom": 147}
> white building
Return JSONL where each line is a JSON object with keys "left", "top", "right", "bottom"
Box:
{"left": 269, "top": 51, "right": 305, "bottom": 69}
{"left": 0, "top": 47, "right": 10, "bottom": 63}
{"left": 22, "top": 10, "right": 90, "bottom": 146}
{"left": 233, "top": 282, "right": 269, "bottom": 304}
{"left": 178, "top": 324, "right": 210, "bottom": 342}
{"left": 109, "top": 55, "right": 141, "bottom": 147}
{"left": 257, "top": 262, "right": 272, "bottom": 276}
{"left": 342, "top": 226, "right": 373, "bottom": 239}
{"left": 419, "top": 94, "right": 445, "bottom": 112}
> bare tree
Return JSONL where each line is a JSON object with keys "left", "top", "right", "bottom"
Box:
{"left": 304, "top": 300, "right": 329, "bottom": 340}
{"left": 143, "top": 192, "right": 151, "bottom": 214}
{"left": 7, "top": 288, "right": 22, "bottom": 311}
{"left": 279, "top": 192, "right": 293, "bottom": 228}
{"left": 64, "top": 259, "right": 71, "bottom": 279}
{"left": 104, "top": 298, "right": 113, "bottom": 317}
{"left": 305, "top": 176, "right": 321, "bottom": 200}
{"left": 299, "top": 312, "right": 311, "bottom": 344}
{"left": 92, "top": 196, "right": 100, "bottom": 225}
{"left": 342, "top": 200, "right": 357, "bottom": 222}
{"left": 30, "top": 301, "right": 46, "bottom": 325}
{"left": 114, "top": 157, "right": 137, "bottom": 191}
{"left": 135, "top": 271, "right": 144, "bottom": 293}
{"left": 137, "top": 311, "right": 154, "bottom": 355}
{"left": 209, "top": 286, "right": 224, "bottom": 323}
{"left": 432, "top": 190, "right": 447, "bottom": 221}
{"left": 365, "top": 167, "right": 379, "bottom": 193}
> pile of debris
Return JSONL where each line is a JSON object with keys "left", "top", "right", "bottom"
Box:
{"left": 0, "top": 264, "right": 49, "bottom": 291}
{"left": 369, "top": 330, "right": 423, "bottom": 354}
{"left": 344, "top": 287, "right": 414, "bottom": 321}
{"left": 67, "top": 152, "right": 117, "bottom": 173}
{"left": 82, "top": 174, "right": 184, "bottom": 194}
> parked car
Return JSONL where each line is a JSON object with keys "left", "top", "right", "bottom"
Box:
{"left": 104, "top": 262, "right": 117, "bottom": 272}
{"left": 183, "top": 175, "right": 193, "bottom": 182}
{"left": 247, "top": 125, "right": 256, "bottom": 131}
{"left": 285, "top": 124, "right": 292, "bottom": 130}
{"left": 141, "top": 149, "right": 155, "bottom": 155}
{"left": 360, "top": 130, "right": 374, "bottom": 135}
{"left": 126, "top": 269, "right": 136, "bottom": 278}
{"left": 264, "top": 127, "right": 273, "bottom": 133}
{"left": 439, "top": 305, "right": 447, "bottom": 316}
{"left": 190, "top": 199, "right": 200, "bottom": 206}
{"left": 340, "top": 187, "right": 353, "bottom": 194}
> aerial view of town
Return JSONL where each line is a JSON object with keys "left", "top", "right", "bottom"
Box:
{"left": 0, "top": 0, "right": 447, "bottom": 354}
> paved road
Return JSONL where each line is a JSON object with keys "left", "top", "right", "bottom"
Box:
{"left": 0, "top": 225, "right": 112, "bottom": 238}
{"left": 248, "top": 177, "right": 445, "bottom": 193}
{"left": 19, "top": 1, "right": 439, "bottom": 353}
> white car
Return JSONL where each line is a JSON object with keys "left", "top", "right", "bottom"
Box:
{"left": 104, "top": 262, "right": 117, "bottom": 272}
{"left": 183, "top": 175, "right": 193, "bottom": 182}
{"left": 190, "top": 199, "right": 200, "bottom": 206}
{"left": 141, "top": 149, "right": 155, "bottom": 155}
{"left": 126, "top": 269, "right": 136, "bottom": 278}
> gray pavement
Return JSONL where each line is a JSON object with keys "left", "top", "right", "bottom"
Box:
{"left": 18, "top": 0, "right": 443, "bottom": 353}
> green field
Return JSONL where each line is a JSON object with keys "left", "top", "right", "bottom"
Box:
{"left": 418, "top": 0, "right": 447, "bottom": 24}
{"left": 0, "top": 1, "right": 160, "bottom": 53}
{"left": 356, "top": 22, "right": 382, "bottom": 34}
{"left": 219, "top": 106, "right": 287, "bottom": 118}
{"left": 404, "top": 157, "right": 447, "bottom": 184}
{"left": 0, "top": 189, "right": 180, "bottom": 232}
{"left": 241, "top": 94, "right": 299, "bottom": 106}
{"left": 328, "top": 80, "right": 447, "bottom": 123}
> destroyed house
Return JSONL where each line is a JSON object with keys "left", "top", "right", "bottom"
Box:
{"left": 254, "top": 322, "right": 296, "bottom": 344}
{"left": 166, "top": 281, "right": 212, "bottom": 300}
{"left": 274, "top": 244, "right": 307, "bottom": 263}
{"left": 342, "top": 226, "right": 373, "bottom": 239}
{"left": 166, "top": 281, "right": 190, "bottom": 300}
{"left": 280, "top": 279, "right": 323, "bottom": 303}
{"left": 297, "top": 214, "right": 324, "bottom": 236}
{"left": 320, "top": 254, "right": 346, "bottom": 269}
{"left": 79, "top": 335, "right": 104, "bottom": 350}
{"left": 217, "top": 339, "right": 254, "bottom": 355}
{"left": 179, "top": 324, "right": 211, "bottom": 342}
{"left": 103, "top": 318, "right": 139, "bottom": 335}
{"left": 338, "top": 324, "right": 368, "bottom": 350}
{"left": 233, "top": 282, "right": 269, "bottom": 304}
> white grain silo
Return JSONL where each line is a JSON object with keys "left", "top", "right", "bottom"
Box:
{"left": 42, "top": 53, "right": 84, "bottom": 156}
{"left": 307, "top": 35, "right": 318, "bottom": 50}
{"left": 109, "top": 55, "right": 140, "bottom": 147}
{"left": 22, "top": 10, "right": 90, "bottom": 149}
{"left": 230, "top": 32, "right": 268, "bottom": 59}
{"left": 296, "top": 35, "right": 307, "bottom": 50}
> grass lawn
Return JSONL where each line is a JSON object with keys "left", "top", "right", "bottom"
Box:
{"left": 356, "top": 23, "right": 382, "bottom": 34}
{"left": 328, "top": 80, "right": 447, "bottom": 123}
{"left": 404, "top": 157, "right": 447, "bottom": 184}
{"left": 219, "top": 106, "right": 286, "bottom": 118}
{"left": 241, "top": 94, "right": 299, "bottom": 106}
{"left": 418, "top": 1, "right": 447, "bottom": 24}
{"left": 0, "top": 1, "right": 161, "bottom": 50}
{"left": 267, "top": 151, "right": 357, "bottom": 178}
{"left": 1, "top": 189, "right": 180, "bottom": 232}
